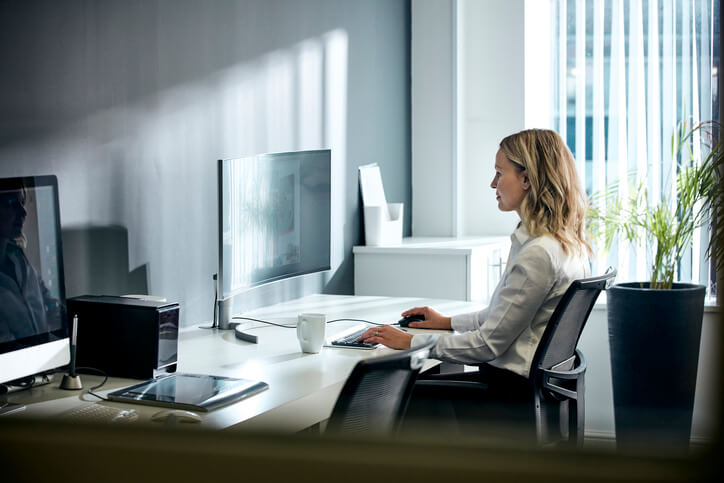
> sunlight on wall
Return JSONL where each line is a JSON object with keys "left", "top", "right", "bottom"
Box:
{"left": 213, "top": 29, "right": 349, "bottom": 281}
{"left": 323, "top": 30, "right": 349, "bottom": 281}
{"left": 0, "top": 29, "right": 349, "bottom": 323}
{"left": 297, "top": 39, "right": 324, "bottom": 149}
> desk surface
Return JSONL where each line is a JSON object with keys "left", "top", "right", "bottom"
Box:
{"left": 6, "top": 294, "right": 485, "bottom": 432}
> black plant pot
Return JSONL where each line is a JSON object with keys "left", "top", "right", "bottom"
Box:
{"left": 607, "top": 282, "right": 705, "bottom": 453}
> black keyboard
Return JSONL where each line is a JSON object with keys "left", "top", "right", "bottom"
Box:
{"left": 330, "top": 327, "right": 378, "bottom": 349}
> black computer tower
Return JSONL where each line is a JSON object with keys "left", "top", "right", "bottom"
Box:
{"left": 67, "top": 295, "right": 179, "bottom": 380}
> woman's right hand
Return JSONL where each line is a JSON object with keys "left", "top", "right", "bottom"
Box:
{"left": 400, "top": 306, "right": 452, "bottom": 330}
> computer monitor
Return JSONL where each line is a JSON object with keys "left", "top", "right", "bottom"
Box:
{"left": 0, "top": 175, "right": 69, "bottom": 388}
{"left": 217, "top": 149, "right": 331, "bottom": 328}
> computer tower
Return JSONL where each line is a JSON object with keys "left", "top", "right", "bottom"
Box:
{"left": 67, "top": 295, "right": 179, "bottom": 380}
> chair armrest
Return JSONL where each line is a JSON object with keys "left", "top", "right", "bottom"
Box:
{"left": 539, "top": 349, "right": 587, "bottom": 379}
{"left": 538, "top": 350, "right": 586, "bottom": 400}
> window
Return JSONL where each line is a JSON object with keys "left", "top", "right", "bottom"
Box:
{"left": 549, "top": 0, "right": 720, "bottom": 293}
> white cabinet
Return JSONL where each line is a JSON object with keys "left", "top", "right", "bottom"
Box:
{"left": 353, "top": 237, "right": 510, "bottom": 304}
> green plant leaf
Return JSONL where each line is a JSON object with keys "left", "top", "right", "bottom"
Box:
{"left": 586, "top": 120, "right": 722, "bottom": 289}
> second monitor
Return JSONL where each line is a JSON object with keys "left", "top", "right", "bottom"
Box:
{"left": 217, "top": 149, "right": 331, "bottom": 329}
{"left": 0, "top": 175, "right": 69, "bottom": 394}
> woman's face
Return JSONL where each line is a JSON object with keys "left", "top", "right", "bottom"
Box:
{"left": 490, "top": 149, "right": 529, "bottom": 215}
{"left": 0, "top": 191, "right": 27, "bottom": 240}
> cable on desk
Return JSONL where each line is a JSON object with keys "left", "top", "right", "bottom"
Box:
{"left": 213, "top": 274, "right": 218, "bottom": 328}
{"left": 0, "top": 373, "right": 53, "bottom": 394}
{"left": 232, "top": 316, "right": 295, "bottom": 328}
{"left": 199, "top": 273, "right": 220, "bottom": 330}
{"left": 231, "top": 316, "right": 390, "bottom": 328}
{"left": 327, "top": 318, "right": 389, "bottom": 326}
{"left": 76, "top": 367, "right": 109, "bottom": 401}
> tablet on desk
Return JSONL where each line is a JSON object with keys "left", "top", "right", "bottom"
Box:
{"left": 107, "top": 373, "right": 269, "bottom": 412}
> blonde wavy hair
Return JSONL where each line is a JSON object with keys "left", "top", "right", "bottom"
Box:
{"left": 499, "top": 129, "right": 591, "bottom": 256}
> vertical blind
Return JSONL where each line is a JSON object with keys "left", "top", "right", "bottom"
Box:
{"left": 552, "top": 0, "right": 719, "bottom": 291}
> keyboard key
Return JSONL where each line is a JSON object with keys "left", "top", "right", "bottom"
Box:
{"left": 61, "top": 404, "right": 138, "bottom": 423}
{"left": 330, "top": 328, "right": 378, "bottom": 348}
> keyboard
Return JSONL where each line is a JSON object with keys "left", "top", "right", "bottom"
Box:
{"left": 61, "top": 404, "right": 139, "bottom": 424}
{"left": 330, "top": 327, "right": 378, "bottom": 349}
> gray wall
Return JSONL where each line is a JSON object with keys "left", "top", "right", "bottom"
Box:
{"left": 0, "top": 0, "right": 411, "bottom": 326}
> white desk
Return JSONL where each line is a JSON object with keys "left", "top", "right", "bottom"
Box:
{"left": 6, "top": 294, "right": 485, "bottom": 432}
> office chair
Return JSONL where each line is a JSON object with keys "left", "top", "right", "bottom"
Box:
{"left": 326, "top": 335, "right": 438, "bottom": 435}
{"left": 411, "top": 269, "right": 616, "bottom": 447}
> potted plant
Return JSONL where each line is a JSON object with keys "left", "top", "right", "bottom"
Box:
{"left": 587, "top": 120, "right": 723, "bottom": 452}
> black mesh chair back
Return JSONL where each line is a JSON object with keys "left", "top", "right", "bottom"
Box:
{"left": 533, "top": 269, "right": 616, "bottom": 370}
{"left": 326, "top": 336, "right": 438, "bottom": 435}
{"left": 531, "top": 268, "right": 617, "bottom": 446}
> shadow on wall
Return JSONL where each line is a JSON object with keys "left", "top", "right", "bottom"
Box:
{"left": 62, "top": 225, "right": 148, "bottom": 298}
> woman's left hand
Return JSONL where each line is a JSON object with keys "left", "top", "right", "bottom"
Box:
{"left": 358, "top": 324, "right": 413, "bottom": 349}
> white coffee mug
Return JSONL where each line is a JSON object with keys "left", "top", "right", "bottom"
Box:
{"left": 297, "top": 313, "right": 326, "bottom": 353}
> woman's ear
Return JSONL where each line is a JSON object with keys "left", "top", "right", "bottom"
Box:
{"left": 521, "top": 171, "right": 531, "bottom": 191}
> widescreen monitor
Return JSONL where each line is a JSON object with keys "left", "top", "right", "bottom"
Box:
{"left": 217, "top": 149, "right": 331, "bottom": 323}
{"left": 0, "top": 175, "right": 69, "bottom": 386}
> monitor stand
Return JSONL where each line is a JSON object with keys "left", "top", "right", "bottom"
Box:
{"left": 217, "top": 298, "right": 233, "bottom": 329}
{"left": 0, "top": 373, "right": 53, "bottom": 416}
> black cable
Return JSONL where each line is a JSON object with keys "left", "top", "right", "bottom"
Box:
{"left": 328, "top": 318, "right": 389, "bottom": 326}
{"left": 76, "top": 366, "right": 109, "bottom": 401}
{"left": 8, "top": 375, "right": 34, "bottom": 389}
{"left": 232, "top": 316, "right": 295, "bottom": 328}
{"left": 231, "top": 316, "right": 392, "bottom": 328}
{"left": 0, "top": 372, "right": 54, "bottom": 394}
{"left": 212, "top": 278, "right": 217, "bottom": 328}
{"left": 200, "top": 274, "right": 219, "bottom": 330}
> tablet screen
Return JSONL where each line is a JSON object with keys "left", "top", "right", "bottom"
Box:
{"left": 107, "top": 373, "right": 268, "bottom": 412}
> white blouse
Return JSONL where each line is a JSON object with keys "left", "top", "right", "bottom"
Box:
{"left": 411, "top": 223, "right": 590, "bottom": 378}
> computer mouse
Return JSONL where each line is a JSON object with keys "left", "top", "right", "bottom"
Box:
{"left": 398, "top": 314, "right": 425, "bottom": 327}
{"left": 151, "top": 409, "right": 202, "bottom": 424}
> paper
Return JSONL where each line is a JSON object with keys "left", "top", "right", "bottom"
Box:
{"left": 358, "top": 163, "right": 387, "bottom": 207}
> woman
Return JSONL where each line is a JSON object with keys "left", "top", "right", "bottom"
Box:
{"left": 359, "top": 129, "right": 591, "bottom": 384}
{"left": 0, "top": 182, "right": 53, "bottom": 343}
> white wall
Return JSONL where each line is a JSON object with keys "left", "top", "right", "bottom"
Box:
{"left": 412, "top": 0, "right": 526, "bottom": 237}
{"left": 458, "top": 0, "right": 525, "bottom": 236}
{"left": 411, "top": 0, "right": 457, "bottom": 236}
